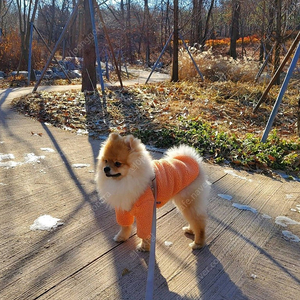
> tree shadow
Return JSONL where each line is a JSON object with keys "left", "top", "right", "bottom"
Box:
{"left": 193, "top": 246, "right": 249, "bottom": 300}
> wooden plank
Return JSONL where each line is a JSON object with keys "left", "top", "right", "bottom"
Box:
{"left": 22, "top": 167, "right": 300, "bottom": 300}
{"left": 2, "top": 102, "right": 299, "bottom": 300}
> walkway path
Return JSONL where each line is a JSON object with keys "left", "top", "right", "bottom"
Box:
{"left": 0, "top": 71, "right": 299, "bottom": 300}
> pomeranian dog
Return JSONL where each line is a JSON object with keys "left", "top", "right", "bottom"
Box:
{"left": 95, "top": 132, "right": 210, "bottom": 251}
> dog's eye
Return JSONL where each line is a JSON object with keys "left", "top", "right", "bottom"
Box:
{"left": 115, "top": 161, "right": 122, "bottom": 167}
{"left": 104, "top": 159, "right": 108, "bottom": 163}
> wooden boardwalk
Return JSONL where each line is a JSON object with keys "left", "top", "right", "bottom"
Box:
{"left": 1, "top": 87, "right": 300, "bottom": 300}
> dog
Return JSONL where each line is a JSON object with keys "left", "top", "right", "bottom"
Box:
{"left": 95, "top": 132, "right": 210, "bottom": 251}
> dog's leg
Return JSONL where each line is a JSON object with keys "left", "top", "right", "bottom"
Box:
{"left": 136, "top": 238, "right": 151, "bottom": 252}
{"left": 113, "top": 225, "right": 132, "bottom": 242}
{"left": 188, "top": 217, "right": 206, "bottom": 250}
{"left": 174, "top": 196, "right": 206, "bottom": 250}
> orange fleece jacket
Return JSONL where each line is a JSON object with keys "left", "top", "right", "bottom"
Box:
{"left": 115, "top": 155, "right": 199, "bottom": 239}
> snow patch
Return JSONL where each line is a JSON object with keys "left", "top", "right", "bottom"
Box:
{"left": 218, "top": 194, "right": 233, "bottom": 201}
{"left": 232, "top": 203, "right": 257, "bottom": 214}
{"left": 40, "top": 147, "right": 55, "bottom": 153}
{"left": 30, "top": 215, "right": 64, "bottom": 231}
{"left": 275, "top": 216, "right": 300, "bottom": 227}
{"left": 76, "top": 129, "right": 88, "bottom": 135}
{"left": 164, "top": 241, "right": 173, "bottom": 247}
{"left": 225, "top": 169, "right": 252, "bottom": 181}
{"left": 282, "top": 230, "right": 300, "bottom": 242}
{"left": 0, "top": 153, "right": 15, "bottom": 161}
{"left": 72, "top": 163, "right": 90, "bottom": 168}
{"left": 0, "top": 153, "right": 46, "bottom": 168}
{"left": 24, "top": 153, "right": 45, "bottom": 163}
{"left": 261, "top": 214, "right": 272, "bottom": 219}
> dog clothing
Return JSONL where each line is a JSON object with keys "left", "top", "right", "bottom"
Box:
{"left": 115, "top": 155, "right": 199, "bottom": 239}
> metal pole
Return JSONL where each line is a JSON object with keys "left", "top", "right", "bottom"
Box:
{"left": 33, "top": 2, "right": 79, "bottom": 92}
{"left": 88, "top": 0, "right": 105, "bottom": 93}
{"left": 27, "top": 22, "right": 34, "bottom": 86}
{"left": 253, "top": 31, "right": 300, "bottom": 113}
{"left": 179, "top": 31, "right": 204, "bottom": 81}
{"left": 145, "top": 31, "right": 173, "bottom": 84}
{"left": 33, "top": 24, "right": 71, "bottom": 84}
{"left": 261, "top": 41, "right": 300, "bottom": 143}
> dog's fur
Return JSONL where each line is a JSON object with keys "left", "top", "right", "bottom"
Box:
{"left": 95, "top": 132, "right": 210, "bottom": 251}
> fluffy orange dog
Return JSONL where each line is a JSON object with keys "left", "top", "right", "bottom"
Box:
{"left": 96, "top": 132, "right": 210, "bottom": 251}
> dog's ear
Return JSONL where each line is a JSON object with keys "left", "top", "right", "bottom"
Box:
{"left": 123, "top": 135, "right": 138, "bottom": 151}
{"left": 109, "top": 132, "right": 120, "bottom": 140}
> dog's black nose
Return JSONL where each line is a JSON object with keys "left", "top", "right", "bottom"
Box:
{"left": 104, "top": 166, "right": 110, "bottom": 174}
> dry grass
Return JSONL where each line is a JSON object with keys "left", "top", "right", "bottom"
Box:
{"left": 178, "top": 48, "right": 261, "bottom": 82}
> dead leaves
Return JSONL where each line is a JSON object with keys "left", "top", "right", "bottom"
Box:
{"left": 11, "top": 80, "right": 300, "bottom": 143}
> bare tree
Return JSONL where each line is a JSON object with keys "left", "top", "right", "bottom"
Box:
{"left": 16, "top": 0, "right": 39, "bottom": 70}
{"left": 0, "top": 0, "right": 13, "bottom": 36}
{"left": 144, "top": 0, "right": 150, "bottom": 66}
{"left": 229, "top": 0, "right": 240, "bottom": 59}
{"left": 81, "top": 0, "right": 96, "bottom": 92}
{"left": 274, "top": 0, "right": 282, "bottom": 84}
{"left": 191, "top": 0, "right": 203, "bottom": 45}
{"left": 201, "top": 0, "right": 215, "bottom": 49}
{"left": 171, "top": 0, "right": 178, "bottom": 82}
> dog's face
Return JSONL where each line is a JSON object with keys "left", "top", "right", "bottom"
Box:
{"left": 98, "top": 133, "right": 134, "bottom": 180}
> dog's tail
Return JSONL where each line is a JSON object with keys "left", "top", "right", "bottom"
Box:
{"left": 164, "top": 144, "right": 203, "bottom": 165}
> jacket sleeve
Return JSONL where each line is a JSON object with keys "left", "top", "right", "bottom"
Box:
{"left": 133, "top": 187, "right": 155, "bottom": 240}
{"left": 115, "top": 208, "right": 135, "bottom": 227}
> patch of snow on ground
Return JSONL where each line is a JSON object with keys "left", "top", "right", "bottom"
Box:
{"left": 224, "top": 169, "right": 252, "bottom": 181}
{"left": 72, "top": 163, "right": 90, "bottom": 168}
{"left": 24, "top": 153, "right": 45, "bottom": 163}
{"left": 0, "top": 153, "right": 21, "bottom": 167}
{"left": 218, "top": 194, "right": 233, "bottom": 201}
{"left": 0, "top": 152, "right": 46, "bottom": 168}
{"left": 164, "top": 241, "right": 173, "bottom": 247}
{"left": 232, "top": 203, "right": 257, "bottom": 214}
{"left": 261, "top": 214, "right": 272, "bottom": 219}
{"left": 40, "top": 148, "right": 55, "bottom": 153}
{"left": 76, "top": 129, "right": 88, "bottom": 135}
{"left": 282, "top": 230, "right": 300, "bottom": 242}
{"left": 30, "top": 215, "right": 64, "bottom": 231}
{"left": 275, "top": 216, "right": 300, "bottom": 227}
{"left": 0, "top": 153, "right": 15, "bottom": 161}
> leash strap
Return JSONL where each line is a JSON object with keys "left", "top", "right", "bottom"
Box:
{"left": 145, "top": 177, "right": 157, "bottom": 300}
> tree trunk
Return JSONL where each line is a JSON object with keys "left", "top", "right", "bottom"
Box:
{"left": 126, "top": 0, "right": 133, "bottom": 63}
{"left": 201, "top": 0, "right": 215, "bottom": 49}
{"left": 81, "top": 0, "right": 96, "bottom": 92}
{"left": 191, "top": 0, "right": 203, "bottom": 45}
{"left": 16, "top": 0, "right": 38, "bottom": 71}
{"left": 274, "top": 0, "right": 282, "bottom": 85}
{"left": 171, "top": 0, "right": 178, "bottom": 82}
{"left": 229, "top": 0, "right": 240, "bottom": 59}
{"left": 144, "top": 0, "right": 150, "bottom": 67}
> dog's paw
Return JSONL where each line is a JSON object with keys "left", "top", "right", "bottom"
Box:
{"left": 136, "top": 239, "right": 151, "bottom": 252}
{"left": 113, "top": 226, "right": 132, "bottom": 242}
{"left": 182, "top": 225, "right": 194, "bottom": 234}
{"left": 189, "top": 241, "right": 205, "bottom": 250}
{"left": 113, "top": 232, "right": 130, "bottom": 242}
{"left": 113, "top": 233, "right": 127, "bottom": 242}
